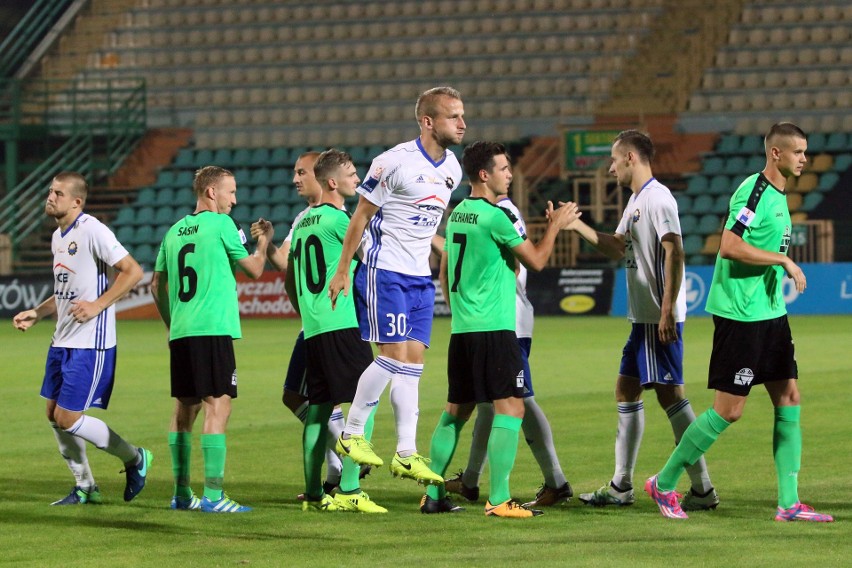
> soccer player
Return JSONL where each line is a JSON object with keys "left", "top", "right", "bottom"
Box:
{"left": 442, "top": 193, "right": 573, "bottom": 508}
{"left": 645, "top": 123, "right": 833, "bottom": 522}
{"left": 251, "top": 152, "right": 348, "bottom": 498}
{"left": 284, "top": 149, "right": 386, "bottom": 513}
{"left": 328, "top": 86, "right": 466, "bottom": 485}
{"left": 12, "top": 171, "right": 150, "bottom": 505}
{"left": 151, "top": 166, "right": 270, "bottom": 513}
{"left": 423, "top": 141, "right": 580, "bottom": 517}
{"left": 568, "top": 130, "right": 718, "bottom": 512}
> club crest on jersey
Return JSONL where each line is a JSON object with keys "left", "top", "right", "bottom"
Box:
{"left": 445, "top": 176, "right": 454, "bottom": 190}
{"left": 736, "top": 206, "right": 756, "bottom": 227}
{"left": 67, "top": 241, "right": 78, "bottom": 256}
{"left": 632, "top": 209, "right": 640, "bottom": 223}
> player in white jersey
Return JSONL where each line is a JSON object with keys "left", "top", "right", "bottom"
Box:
{"left": 12, "top": 172, "right": 151, "bottom": 505}
{"left": 566, "top": 131, "right": 718, "bottom": 511}
{"left": 442, "top": 195, "right": 574, "bottom": 507}
{"left": 328, "top": 86, "right": 465, "bottom": 485}
{"left": 251, "top": 152, "right": 348, "bottom": 498}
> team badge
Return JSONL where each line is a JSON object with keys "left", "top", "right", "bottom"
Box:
{"left": 631, "top": 209, "right": 640, "bottom": 223}
{"left": 68, "top": 241, "right": 78, "bottom": 256}
{"left": 445, "top": 176, "right": 454, "bottom": 190}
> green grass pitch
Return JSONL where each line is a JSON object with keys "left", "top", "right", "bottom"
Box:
{"left": 2, "top": 315, "right": 849, "bottom": 567}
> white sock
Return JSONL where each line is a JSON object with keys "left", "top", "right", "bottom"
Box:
{"left": 523, "top": 397, "right": 567, "bottom": 488}
{"left": 391, "top": 363, "right": 422, "bottom": 457}
{"left": 67, "top": 415, "right": 138, "bottom": 464}
{"left": 343, "top": 356, "right": 399, "bottom": 436}
{"left": 667, "top": 399, "right": 713, "bottom": 494}
{"left": 325, "top": 407, "right": 345, "bottom": 484}
{"left": 612, "top": 401, "right": 644, "bottom": 490}
{"left": 462, "top": 402, "right": 493, "bottom": 488}
{"left": 51, "top": 422, "right": 95, "bottom": 489}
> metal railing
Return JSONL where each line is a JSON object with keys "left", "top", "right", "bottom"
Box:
{"left": 0, "top": 0, "right": 75, "bottom": 78}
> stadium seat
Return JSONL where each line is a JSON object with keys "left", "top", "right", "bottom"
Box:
{"left": 683, "top": 234, "right": 704, "bottom": 256}
{"left": 833, "top": 154, "right": 851, "bottom": 172}
{"left": 715, "top": 134, "right": 740, "bottom": 154}
{"left": 810, "top": 153, "right": 833, "bottom": 173}
{"left": 816, "top": 172, "right": 839, "bottom": 192}
{"left": 175, "top": 170, "right": 195, "bottom": 190}
{"left": 231, "top": 148, "right": 252, "bottom": 167}
{"left": 132, "top": 225, "right": 154, "bottom": 245}
{"left": 679, "top": 214, "right": 698, "bottom": 235}
{"left": 806, "top": 132, "right": 827, "bottom": 153}
{"left": 195, "top": 148, "right": 214, "bottom": 165}
{"left": 723, "top": 156, "right": 747, "bottom": 175}
{"left": 739, "top": 136, "right": 763, "bottom": 155}
{"left": 155, "top": 170, "right": 177, "bottom": 188}
{"left": 702, "top": 156, "right": 724, "bottom": 175}
{"left": 174, "top": 148, "right": 195, "bottom": 168}
{"left": 212, "top": 148, "right": 233, "bottom": 166}
{"left": 248, "top": 147, "right": 271, "bottom": 167}
{"left": 786, "top": 192, "right": 803, "bottom": 212}
{"left": 134, "top": 206, "right": 155, "bottom": 226}
{"left": 247, "top": 185, "right": 271, "bottom": 205}
{"left": 692, "top": 194, "right": 714, "bottom": 214}
{"left": 697, "top": 214, "right": 722, "bottom": 235}
{"left": 249, "top": 167, "right": 271, "bottom": 186}
{"left": 250, "top": 203, "right": 272, "bottom": 221}
{"left": 674, "top": 193, "right": 692, "bottom": 213}
{"left": 154, "top": 187, "right": 175, "bottom": 206}
{"left": 708, "top": 175, "right": 731, "bottom": 195}
{"left": 685, "top": 175, "right": 709, "bottom": 195}
{"left": 796, "top": 173, "right": 817, "bottom": 192}
{"left": 800, "top": 192, "right": 823, "bottom": 212}
{"left": 114, "top": 207, "right": 136, "bottom": 226}
{"left": 115, "top": 225, "right": 135, "bottom": 245}
{"left": 824, "top": 132, "right": 847, "bottom": 152}
{"left": 154, "top": 206, "right": 178, "bottom": 226}
{"left": 135, "top": 187, "right": 156, "bottom": 205}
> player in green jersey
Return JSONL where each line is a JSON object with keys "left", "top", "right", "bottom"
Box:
{"left": 284, "top": 149, "right": 386, "bottom": 513}
{"left": 646, "top": 123, "right": 833, "bottom": 522}
{"left": 422, "top": 141, "right": 580, "bottom": 518}
{"left": 152, "top": 166, "right": 270, "bottom": 513}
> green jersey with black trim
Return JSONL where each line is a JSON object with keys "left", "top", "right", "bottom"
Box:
{"left": 289, "top": 204, "right": 358, "bottom": 339}
{"left": 444, "top": 197, "right": 526, "bottom": 333}
{"left": 155, "top": 211, "right": 248, "bottom": 340}
{"left": 706, "top": 172, "right": 792, "bottom": 321}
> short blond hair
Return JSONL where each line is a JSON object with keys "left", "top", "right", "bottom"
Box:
{"left": 415, "top": 86, "right": 462, "bottom": 121}
{"left": 192, "top": 166, "right": 234, "bottom": 198}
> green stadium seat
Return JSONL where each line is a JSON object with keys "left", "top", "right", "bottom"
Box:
{"left": 687, "top": 254, "right": 708, "bottom": 267}
{"left": 155, "top": 170, "right": 177, "bottom": 188}
{"left": 175, "top": 170, "right": 194, "bottom": 189}
{"left": 709, "top": 175, "right": 731, "bottom": 195}
{"left": 269, "top": 147, "right": 289, "bottom": 166}
{"left": 247, "top": 185, "right": 271, "bottom": 205}
{"left": 132, "top": 243, "right": 155, "bottom": 267}
{"left": 134, "top": 206, "right": 155, "bottom": 226}
{"left": 674, "top": 193, "right": 693, "bottom": 213}
{"left": 249, "top": 147, "right": 271, "bottom": 167}
{"left": 824, "top": 132, "right": 847, "bottom": 153}
{"left": 347, "top": 145, "right": 369, "bottom": 166}
{"left": 739, "top": 136, "right": 762, "bottom": 155}
{"left": 702, "top": 156, "right": 724, "bottom": 175}
{"left": 212, "top": 148, "right": 233, "bottom": 166}
{"left": 114, "top": 207, "right": 136, "bottom": 225}
{"left": 683, "top": 234, "right": 704, "bottom": 256}
{"left": 715, "top": 134, "right": 740, "bottom": 155}
{"left": 174, "top": 148, "right": 195, "bottom": 168}
{"left": 154, "top": 187, "right": 175, "bottom": 206}
{"left": 698, "top": 214, "right": 722, "bottom": 235}
{"left": 691, "top": 194, "right": 714, "bottom": 215}
{"left": 249, "top": 167, "right": 271, "bottom": 186}
{"left": 154, "top": 224, "right": 171, "bottom": 242}
{"left": 230, "top": 205, "right": 251, "bottom": 226}
{"left": 115, "top": 225, "right": 135, "bottom": 244}
{"left": 745, "top": 155, "right": 764, "bottom": 173}
{"left": 806, "top": 132, "right": 827, "bottom": 153}
{"left": 270, "top": 203, "right": 291, "bottom": 224}
{"left": 250, "top": 203, "right": 272, "bottom": 221}
{"left": 723, "top": 156, "right": 747, "bottom": 175}
{"left": 269, "top": 168, "right": 290, "bottom": 185}
{"left": 135, "top": 187, "right": 156, "bottom": 205}
{"left": 132, "top": 225, "right": 154, "bottom": 245}
{"left": 832, "top": 153, "right": 851, "bottom": 172}
{"left": 801, "top": 192, "right": 823, "bottom": 212}
{"left": 679, "top": 214, "right": 698, "bottom": 235}
{"left": 685, "top": 175, "right": 709, "bottom": 195}
{"left": 195, "top": 148, "right": 214, "bottom": 165}
{"left": 816, "top": 172, "right": 839, "bottom": 192}
{"left": 154, "top": 206, "right": 177, "bottom": 226}
{"left": 232, "top": 148, "right": 252, "bottom": 167}
{"left": 233, "top": 168, "right": 251, "bottom": 187}
{"left": 713, "top": 194, "right": 731, "bottom": 215}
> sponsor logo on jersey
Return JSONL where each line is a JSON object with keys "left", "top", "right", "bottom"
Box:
{"left": 736, "top": 206, "right": 755, "bottom": 227}
{"left": 360, "top": 167, "right": 384, "bottom": 193}
{"left": 68, "top": 241, "right": 78, "bottom": 256}
{"left": 734, "top": 368, "right": 754, "bottom": 386}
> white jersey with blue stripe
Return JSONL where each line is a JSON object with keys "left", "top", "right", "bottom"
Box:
{"left": 50, "top": 213, "right": 129, "bottom": 348}
{"left": 357, "top": 138, "right": 462, "bottom": 276}
{"left": 496, "top": 197, "right": 534, "bottom": 338}
{"left": 615, "top": 178, "right": 686, "bottom": 324}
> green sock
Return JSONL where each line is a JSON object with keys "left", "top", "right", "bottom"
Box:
{"left": 168, "top": 431, "right": 193, "bottom": 499}
{"left": 426, "top": 411, "right": 467, "bottom": 500}
{"left": 774, "top": 405, "right": 802, "bottom": 509}
{"left": 657, "top": 409, "right": 730, "bottom": 491}
{"left": 200, "top": 433, "right": 227, "bottom": 501}
{"left": 487, "top": 414, "right": 523, "bottom": 505}
{"left": 340, "top": 404, "right": 379, "bottom": 494}
{"left": 303, "top": 403, "right": 333, "bottom": 500}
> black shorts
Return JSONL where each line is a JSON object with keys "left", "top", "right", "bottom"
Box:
{"left": 304, "top": 328, "right": 373, "bottom": 405}
{"left": 708, "top": 315, "right": 798, "bottom": 396}
{"left": 169, "top": 336, "right": 238, "bottom": 399}
{"left": 447, "top": 331, "right": 525, "bottom": 404}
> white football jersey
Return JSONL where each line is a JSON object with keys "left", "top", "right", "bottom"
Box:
{"left": 357, "top": 139, "right": 462, "bottom": 276}
{"left": 284, "top": 206, "right": 310, "bottom": 244}
{"left": 615, "top": 178, "right": 687, "bottom": 324}
{"left": 497, "top": 197, "right": 534, "bottom": 338}
{"left": 51, "top": 213, "right": 130, "bottom": 348}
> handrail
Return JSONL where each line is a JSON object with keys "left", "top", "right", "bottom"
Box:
{"left": 0, "top": 0, "right": 75, "bottom": 78}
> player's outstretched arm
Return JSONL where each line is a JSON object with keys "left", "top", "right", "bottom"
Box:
{"left": 251, "top": 219, "right": 287, "bottom": 271}
{"left": 439, "top": 250, "right": 451, "bottom": 312}
{"left": 513, "top": 201, "right": 581, "bottom": 271}
{"left": 13, "top": 295, "right": 57, "bottom": 332}
{"left": 563, "top": 215, "right": 626, "bottom": 261}
{"left": 150, "top": 270, "right": 170, "bottom": 329}
{"left": 329, "top": 195, "right": 378, "bottom": 309}
{"left": 69, "top": 253, "right": 143, "bottom": 324}
{"left": 719, "top": 229, "right": 806, "bottom": 292}
{"left": 238, "top": 228, "right": 270, "bottom": 280}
